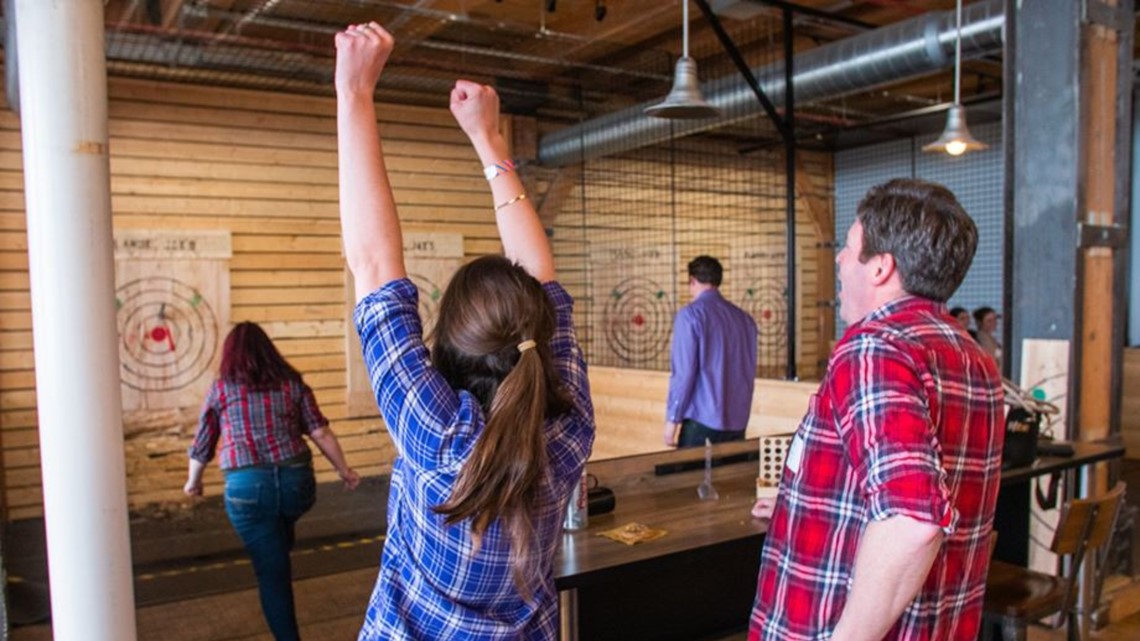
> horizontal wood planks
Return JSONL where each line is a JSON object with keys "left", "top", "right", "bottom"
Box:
{"left": 0, "top": 78, "right": 495, "bottom": 518}
{"left": 586, "top": 366, "right": 814, "bottom": 461}
{"left": 1122, "top": 348, "right": 1140, "bottom": 457}
{"left": 0, "top": 77, "right": 833, "bottom": 520}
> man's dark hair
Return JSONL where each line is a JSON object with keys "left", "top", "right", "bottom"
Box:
{"left": 949, "top": 306, "right": 968, "bottom": 318}
{"left": 856, "top": 178, "right": 978, "bottom": 302}
{"left": 688, "top": 255, "right": 723, "bottom": 287}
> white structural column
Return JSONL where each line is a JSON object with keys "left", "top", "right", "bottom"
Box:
{"left": 14, "top": 1, "right": 138, "bottom": 639}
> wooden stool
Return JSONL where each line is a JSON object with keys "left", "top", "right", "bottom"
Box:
{"left": 982, "top": 482, "right": 1125, "bottom": 641}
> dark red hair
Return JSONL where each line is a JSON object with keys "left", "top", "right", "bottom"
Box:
{"left": 218, "top": 321, "right": 300, "bottom": 387}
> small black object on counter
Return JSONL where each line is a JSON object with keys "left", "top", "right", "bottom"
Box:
{"left": 587, "top": 487, "right": 615, "bottom": 516}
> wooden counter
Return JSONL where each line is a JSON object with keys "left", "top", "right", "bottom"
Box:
{"left": 552, "top": 438, "right": 1126, "bottom": 640}
{"left": 554, "top": 441, "right": 766, "bottom": 641}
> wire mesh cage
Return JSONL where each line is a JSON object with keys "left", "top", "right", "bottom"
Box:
{"left": 545, "top": 10, "right": 825, "bottom": 379}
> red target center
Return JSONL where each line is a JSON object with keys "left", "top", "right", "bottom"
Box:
{"left": 762, "top": 309, "right": 772, "bottom": 320}
{"left": 631, "top": 314, "right": 645, "bottom": 327}
{"left": 150, "top": 326, "right": 169, "bottom": 342}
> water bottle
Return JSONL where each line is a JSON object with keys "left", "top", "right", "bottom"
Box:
{"left": 563, "top": 469, "right": 589, "bottom": 531}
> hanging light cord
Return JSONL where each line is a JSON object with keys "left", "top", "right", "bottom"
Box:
{"left": 954, "top": 0, "right": 962, "bottom": 105}
{"left": 683, "top": 0, "right": 690, "bottom": 59}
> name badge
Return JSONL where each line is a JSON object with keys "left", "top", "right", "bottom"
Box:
{"left": 785, "top": 432, "right": 805, "bottom": 475}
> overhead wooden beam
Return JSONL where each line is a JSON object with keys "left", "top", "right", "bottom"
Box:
{"left": 536, "top": 165, "right": 582, "bottom": 232}
{"left": 505, "top": 114, "right": 580, "bottom": 233}
{"left": 160, "top": 0, "right": 186, "bottom": 29}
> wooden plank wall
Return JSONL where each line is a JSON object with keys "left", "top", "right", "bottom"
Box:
{"left": 0, "top": 78, "right": 501, "bottom": 519}
{"left": 0, "top": 79, "right": 835, "bottom": 520}
{"left": 1123, "top": 348, "right": 1140, "bottom": 458}
{"left": 587, "top": 365, "right": 816, "bottom": 461}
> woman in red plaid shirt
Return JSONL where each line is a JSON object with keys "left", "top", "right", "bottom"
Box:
{"left": 749, "top": 179, "right": 1004, "bottom": 641}
{"left": 185, "top": 322, "right": 360, "bottom": 641}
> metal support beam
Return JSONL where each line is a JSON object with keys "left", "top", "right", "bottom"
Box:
{"left": 746, "top": 0, "right": 876, "bottom": 31}
{"left": 1008, "top": 0, "right": 1083, "bottom": 402}
{"left": 693, "top": 0, "right": 798, "bottom": 379}
{"left": 783, "top": 7, "right": 797, "bottom": 381}
{"left": 693, "top": 0, "right": 791, "bottom": 139}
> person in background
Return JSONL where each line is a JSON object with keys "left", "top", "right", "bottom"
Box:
{"left": 335, "top": 22, "right": 594, "bottom": 640}
{"left": 185, "top": 321, "right": 360, "bottom": 641}
{"left": 664, "top": 255, "right": 759, "bottom": 448}
{"left": 949, "top": 306, "right": 976, "bottom": 339}
{"left": 749, "top": 179, "right": 1003, "bottom": 641}
{"left": 974, "top": 306, "right": 1002, "bottom": 368}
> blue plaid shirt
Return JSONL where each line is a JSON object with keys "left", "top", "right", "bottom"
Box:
{"left": 354, "top": 278, "right": 595, "bottom": 641}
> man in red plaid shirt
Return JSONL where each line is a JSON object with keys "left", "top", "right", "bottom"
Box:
{"left": 749, "top": 179, "right": 1004, "bottom": 641}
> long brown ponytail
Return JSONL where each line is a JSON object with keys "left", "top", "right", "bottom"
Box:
{"left": 430, "top": 255, "right": 571, "bottom": 598}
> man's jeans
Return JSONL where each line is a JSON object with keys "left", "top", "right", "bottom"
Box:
{"left": 677, "top": 418, "right": 746, "bottom": 448}
{"left": 224, "top": 462, "right": 317, "bottom": 641}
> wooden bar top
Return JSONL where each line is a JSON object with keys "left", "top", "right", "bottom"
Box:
{"left": 552, "top": 439, "right": 1124, "bottom": 590}
{"left": 999, "top": 441, "right": 1125, "bottom": 484}
{"left": 554, "top": 441, "right": 767, "bottom": 590}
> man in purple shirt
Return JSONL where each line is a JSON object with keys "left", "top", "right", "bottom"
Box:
{"left": 665, "top": 256, "right": 759, "bottom": 448}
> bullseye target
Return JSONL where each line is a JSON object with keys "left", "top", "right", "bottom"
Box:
{"left": 345, "top": 232, "right": 463, "bottom": 418}
{"left": 602, "top": 277, "right": 673, "bottom": 365}
{"left": 408, "top": 273, "right": 443, "bottom": 329}
{"left": 116, "top": 277, "right": 219, "bottom": 392}
{"left": 741, "top": 281, "right": 788, "bottom": 351}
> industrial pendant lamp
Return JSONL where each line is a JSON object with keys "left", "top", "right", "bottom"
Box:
{"left": 645, "top": 0, "right": 719, "bottom": 119}
{"left": 923, "top": 0, "right": 986, "bottom": 156}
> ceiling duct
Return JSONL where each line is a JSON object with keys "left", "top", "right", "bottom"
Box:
{"left": 537, "top": 0, "right": 1004, "bottom": 167}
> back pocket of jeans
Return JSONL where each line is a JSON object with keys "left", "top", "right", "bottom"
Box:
{"left": 224, "top": 483, "right": 262, "bottom": 520}
{"left": 293, "top": 472, "right": 316, "bottom": 514}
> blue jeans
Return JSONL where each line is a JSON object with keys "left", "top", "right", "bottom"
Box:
{"left": 224, "top": 462, "right": 317, "bottom": 641}
{"left": 677, "top": 418, "right": 745, "bottom": 448}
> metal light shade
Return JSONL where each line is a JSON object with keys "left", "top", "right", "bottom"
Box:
{"left": 922, "top": 104, "right": 988, "bottom": 156}
{"left": 645, "top": 57, "right": 720, "bottom": 119}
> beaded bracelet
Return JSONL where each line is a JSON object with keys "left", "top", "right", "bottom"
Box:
{"left": 494, "top": 193, "right": 528, "bottom": 212}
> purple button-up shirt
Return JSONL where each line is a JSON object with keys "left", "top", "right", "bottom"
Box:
{"left": 666, "top": 289, "right": 758, "bottom": 431}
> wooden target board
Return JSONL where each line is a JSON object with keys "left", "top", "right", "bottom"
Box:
{"left": 590, "top": 244, "right": 677, "bottom": 370}
{"left": 1019, "top": 339, "right": 1069, "bottom": 574}
{"left": 345, "top": 232, "right": 464, "bottom": 417}
{"left": 114, "top": 230, "right": 231, "bottom": 411}
{"left": 729, "top": 240, "right": 802, "bottom": 374}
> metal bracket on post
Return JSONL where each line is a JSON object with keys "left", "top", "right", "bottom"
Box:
{"left": 1082, "top": 0, "right": 1132, "bottom": 31}
{"left": 1077, "top": 222, "right": 1127, "bottom": 249}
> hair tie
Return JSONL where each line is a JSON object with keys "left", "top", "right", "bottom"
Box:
{"left": 517, "top": 339, "right": 537, "bottom": 353}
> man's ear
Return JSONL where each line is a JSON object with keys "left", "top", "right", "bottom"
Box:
{"left": 871, "top": 253, "right": 897, "bottom": 286}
